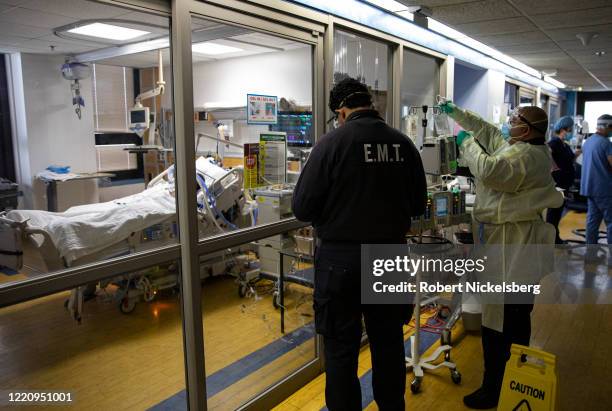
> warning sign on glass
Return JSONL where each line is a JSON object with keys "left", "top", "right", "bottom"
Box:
{"left": 247, "top": 94, "right": 278, "bottom": 125}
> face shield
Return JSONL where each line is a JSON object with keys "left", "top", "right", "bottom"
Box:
{"left": 503, "top": 108, "right": 547, "bottom": 142}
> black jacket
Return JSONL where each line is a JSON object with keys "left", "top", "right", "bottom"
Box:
{"left": 548, "top": 136, "right": 575, "bottom": 190}
{"left": 292, "top": 110, "right": 427, "bottom": 243}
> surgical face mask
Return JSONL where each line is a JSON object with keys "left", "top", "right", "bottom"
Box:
{"left": 501, "top": 123, "right": 511, "bottom": 141}
{"left": 564, "top": 132, "right": 573, "bottom": 141}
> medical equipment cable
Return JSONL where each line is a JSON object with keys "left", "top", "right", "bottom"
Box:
{"left": 196, "top": 174, "right": 237, "bottom": 231}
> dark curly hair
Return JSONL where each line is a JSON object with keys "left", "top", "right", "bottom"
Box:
{"left": 329, "top": 77, "right": 372, "bottom": 112}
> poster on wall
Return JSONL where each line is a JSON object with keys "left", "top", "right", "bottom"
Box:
{"left": 247, "top": 94, "right": 278, "bottom": 125}
{"left": 260, "top": 132, "right": 287, "bottom": 185}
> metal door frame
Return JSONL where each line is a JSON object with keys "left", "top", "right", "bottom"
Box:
{"left": 175, "top": 1, "right": 326, "bottom": 408}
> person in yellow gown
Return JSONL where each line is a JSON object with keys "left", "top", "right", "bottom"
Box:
{"left": 440, "top": 101, "right": 563, "bottom": 409}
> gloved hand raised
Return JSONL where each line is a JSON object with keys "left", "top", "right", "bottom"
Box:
{"left": 456, "top": 130, "right": 473, "bottom": 146}
{"left": 439, "top": 100, "right": 456, "bottom": 114}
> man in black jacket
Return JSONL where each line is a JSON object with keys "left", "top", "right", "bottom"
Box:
{"left": 292, "top": 78, "right": 427, "bottom": 410}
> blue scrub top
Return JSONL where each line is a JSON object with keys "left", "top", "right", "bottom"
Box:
{"left": 580, "top": 133, "right": 612, "bottom": 197}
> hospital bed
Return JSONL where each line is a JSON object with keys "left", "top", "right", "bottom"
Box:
{"left": 0, "top": 157, "right": 257, "bottom": 321}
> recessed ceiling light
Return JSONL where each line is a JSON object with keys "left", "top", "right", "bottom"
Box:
{"left": 192, "top": 42, "right": 242, "bottom": 55}
{"left": 68, "top": 23, "right": 149, "bottom": 41}
{"left": 595, "top": 51, "right": 606, "bottom": 56}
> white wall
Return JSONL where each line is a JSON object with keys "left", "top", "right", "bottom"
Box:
{"left": 454, "top": 63, "right": 488, "bottom": 117}
{"left": 161, "top": 47, "right": 312, "bottom": 156}
{"left": 486, "top": 70, "right": 505, "bottom": 124}
{"left": 21, "top": 54, "right": 96, "bottom": 175}
{"left": 454, "top": 63, "right": 505, "bottom": 124}
{"left": 11, "top": 54, "right": 97, "bottom": 208}
{"left": 193, "top": 46, "right": 312, "bottom": 108}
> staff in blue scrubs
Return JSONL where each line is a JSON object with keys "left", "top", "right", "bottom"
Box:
{"left": 580, "top": 114, "right": 612, "bottom": 249}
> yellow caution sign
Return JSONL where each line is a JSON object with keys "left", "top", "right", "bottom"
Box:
{"left": 498, "top": 344, "right": 557, "bottom": 411}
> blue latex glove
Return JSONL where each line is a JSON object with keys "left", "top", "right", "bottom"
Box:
{"left": 439, "top": 101, "right": 456, "bottom": 114}
{"left": 456, "top": 130, "right": 473, "bottom": 146}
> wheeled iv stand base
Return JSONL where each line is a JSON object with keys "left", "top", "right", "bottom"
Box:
{"left": 404, "top": 286, "right": 461, "bottom": 393}
{"left": 405, "top": 216, "right": 462, "bottom": 393}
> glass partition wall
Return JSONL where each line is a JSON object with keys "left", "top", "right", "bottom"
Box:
{"left": 0, "top": 2, "right": 186, "bottom": 409}
{"left": 0, "top": 0, "right": 477, "bottom": 409}
{"left": 400, "top": 48, "right": 441, "bottom": 148}
{"left": 333, "top": 28, "right": 391, "bottom": 120}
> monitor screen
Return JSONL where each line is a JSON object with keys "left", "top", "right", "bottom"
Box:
{"left": 269, "top": 111, "right": 313, "bottom": 147}
{"left": 130, "top": 109, "right": 147, "bottom": 124}
{"left": 435, "top": 197, "right": 448, "bottom": 217}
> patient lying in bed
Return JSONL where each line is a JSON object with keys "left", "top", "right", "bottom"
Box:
{"left": 7, "top": 182, "right": 176, "bottom": 266}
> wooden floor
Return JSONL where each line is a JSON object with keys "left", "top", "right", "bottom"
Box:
{"left": 1, "top": 211, "right": 609, "bottom": 411}
{"left": 0, "top": 273, "right": 315, "bottom": 411}
{"left": 275, "top": 211, "right": 612, "bottom": 411}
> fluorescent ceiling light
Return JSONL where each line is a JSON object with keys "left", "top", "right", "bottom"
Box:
{"left": 544, "top": 76, "right": 566, "bottom": 89}
{"left": 426, "top": 18, "right": 542, "bottom": 79}
{"left": 363, "top": 0, "right": 409, "bottom": 12}
{"left": 68, "top": 23, "right": 150, "bottom": 41}
{"left": 192, "top": 42, "right": 243, "bottom": 55}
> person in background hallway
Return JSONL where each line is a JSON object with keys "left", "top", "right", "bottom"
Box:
{"left": 546, "top": 116, "right": 577, "bottom": 244}
{"left": 292, "top": 77, "right": 427, "bottom": 411}
{"left": 440, "top": 101, "right": 563, "bottom": 409}
{"left": 580, "top": 114, "right": 612, "bottom": 253}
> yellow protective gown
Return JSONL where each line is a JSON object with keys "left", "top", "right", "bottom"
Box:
{"left": 451, "top": 107, "right": 564, "bottom": 331}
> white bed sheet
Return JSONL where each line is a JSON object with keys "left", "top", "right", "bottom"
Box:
{"left": 7, "top": 183, "right": 176, "bottom": 265}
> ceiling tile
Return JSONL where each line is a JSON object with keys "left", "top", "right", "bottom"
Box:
{"left": 19, "top": 38, "right": 95, "bottom": 53}
{"left": 531, "top": 6, "right": 612, "bottom": 30}
{"left": 0, "top": 0, "right": 28, "bottom": 5}
{"left": 398, "top": 1, "right": 470, "bottom": 6}
{"left": 35, "top": 34, "right": 105, "bottom": 48}
{"left": 556, "top": 36, "right": 611, "bottom": 52}
{"left": 0, "top": 21, "right": 49, "bottom": 37}
{"left": 478, "top": 31, "right": 550, "bottom": 47}
{"left": 454, "top": 17, "right": 536, "bottom": 36}
{"left": 0, "top": 33, "right": 30, "bottom": 45}
{"left": 21, "top": 0, "right": 128, "bottom": 20}
{"left": 430, "top": 0, "right": 519, "bottom": 25}
{"left": 546, "top": 24, "right": 612, "bottom": 42}
{"left": 118, "top": 11, "right": 170, "bottom": 28}
{"left": 510, "top": 0, "right": 610, "bottom": 16}
{"left": 0, "top": 6, "right": 76, "bottom": 29}
{"left": 496, "top": 41, "right": 559, "bottom": 55}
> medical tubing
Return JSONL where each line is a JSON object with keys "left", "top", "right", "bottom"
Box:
{"left": 197, "top": 174, "right": 238, "bottom": 230}
{"left": 196, "top": 174, "right": 224, "bottom": 232}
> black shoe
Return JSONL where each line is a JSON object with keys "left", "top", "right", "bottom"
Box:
{"left": 463, "top": 387, "right": 499, "bottom": 409}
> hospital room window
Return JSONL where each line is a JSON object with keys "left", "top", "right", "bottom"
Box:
{"left": 190, "top": 15, "right": 317, "bottom": 409}
{"left": 333, "top": 29, "right": 390, "bottom": 120}
{"left": 92, "top": 65, "right": 135, "bottom": 132}
{"left": 0, "top": 2, "right": 177, "bottom": 276}
{"left": 400, "top": 48, "right": 441, "bottom": 148}
{"left": 0, "top": 1, "right": 187, "bottom": 409}
{"left": 189, "top": 16, "right": 313, "bottom": 242}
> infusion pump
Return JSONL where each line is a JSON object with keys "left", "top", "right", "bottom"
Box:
{"left": 420, "top": 136, "right": 457, "bottom": 175}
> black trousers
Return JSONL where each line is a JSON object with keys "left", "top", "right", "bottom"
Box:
{"left": 481, "top": 304, "right": 533, "bottom": 395}
{"left": 545, "top": 201, "right": 566, "bottom": 244}
{"left": 313, "top": 243, "right": 413, "bottom": 411}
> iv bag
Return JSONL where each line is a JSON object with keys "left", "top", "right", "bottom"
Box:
{"left": 407, "top": 114, "right": 419, "bottom": 143}
{"left": 434, "top": 113, "right": 451, "bottom": 136}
